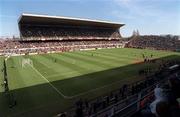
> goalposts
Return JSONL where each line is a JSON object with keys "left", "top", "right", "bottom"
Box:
{"left": 21, "top": 58, "right": 33, "bottom": 68}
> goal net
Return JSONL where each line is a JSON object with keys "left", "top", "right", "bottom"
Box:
{"left": 21, "top": 58, "right": 33, "bottom": 68}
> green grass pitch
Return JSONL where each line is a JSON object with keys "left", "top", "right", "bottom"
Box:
{"left": 0, "top": 48, "right": 180, "bottom": 116}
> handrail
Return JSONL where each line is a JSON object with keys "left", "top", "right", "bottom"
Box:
{"left": 91, "top": 77, "right": 167, "bottom": 117}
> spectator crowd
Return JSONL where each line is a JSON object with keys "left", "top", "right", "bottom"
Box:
{"left": 127, "top": 35, "right": 180, "bottom": 51}
{"left": 0, "top": 39, "right": 124, "bottom": 55}
{"left": 0, "top": 24, "right": 124, "bottom": 55}
{"left": 60, "top": 59, "right": 180, "bottom": 117}
{"left": 21, "top": 25, "right": 121, "bottom": 40}
{"left": 139, "top": 71, "right": 180, "bottom": 117}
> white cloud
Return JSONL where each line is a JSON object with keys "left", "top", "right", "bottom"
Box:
{"left": 113, "top": 0, "right": 132, "bottom": 6}
{"left": 111, "top": 10, "right": 136, "bottom": 20}
{"left": 112, "top": 0, "right": 180, "bottom": 36}
{"left": 112, "top": 0, "right": 178, "bottom": 21}
{"left": 113, "top": 0, "right": 156, "bottom": 17}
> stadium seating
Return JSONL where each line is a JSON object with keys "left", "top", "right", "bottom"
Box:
{"left": 21, "top": 25, "right": 121, "bottom": 40}
{"left": 64, "top": 60, "right": 180, "bottom": 117}
{"left": 127, "top": 35, "right": 180, "bottom": 51}
{"left": 0, "top": 40, "right": 124, "bottom": 55}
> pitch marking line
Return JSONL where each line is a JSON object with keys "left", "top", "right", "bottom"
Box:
{"left": 30, "top": 64, "right": 138, "bottom": 99}
{"left": 65, "top": 77, "right": 135, "bottom": 99}
{"left": 27, "top": 58, "right": 139, "bottom": 99}
{"left": 21, "top": 57, "right": 139, "bottom": 100}
{"left": 29, "top": 65, "right": 69, "bottom": 99}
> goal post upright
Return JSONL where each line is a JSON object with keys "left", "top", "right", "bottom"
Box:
{"left": 21, "top": 58, "right": 33, "bottom": 68}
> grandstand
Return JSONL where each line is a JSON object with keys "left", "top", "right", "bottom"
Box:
{"left": 0, "top": 13, "right": 180, "bottom": 117}
{"left": 18, "top": 13, "right": 124, "bottom": 40}
{"left": 0, "top": 13, "right": 126, "bottom": 56}
{"left": 126, "top": 35, "right": 180, "bottom": 51}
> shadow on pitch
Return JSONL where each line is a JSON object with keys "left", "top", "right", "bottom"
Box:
{"left": 0, "top": 55, "right": 179, "bottom": 117}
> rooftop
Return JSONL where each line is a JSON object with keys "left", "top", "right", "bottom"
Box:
{"left": 18, "top": 13, "right": 125, "bottom": 28}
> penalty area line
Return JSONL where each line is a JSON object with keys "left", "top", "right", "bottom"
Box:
{"left": 29, "top": 65, "right": 69, "bottom": 99}
{"left": 29, "top": 65, "right": 138, "bottom": 100}
{"left": 30, "top": 64, "right": 121, "bottom": 99}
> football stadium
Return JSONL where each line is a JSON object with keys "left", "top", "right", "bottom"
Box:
{"left": 0, "top": 11, "right": 180, "bottom": 117}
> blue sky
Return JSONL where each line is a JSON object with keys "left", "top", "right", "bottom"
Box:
{"left": 0, "top": 0, "right": 180, "bottom": 37}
